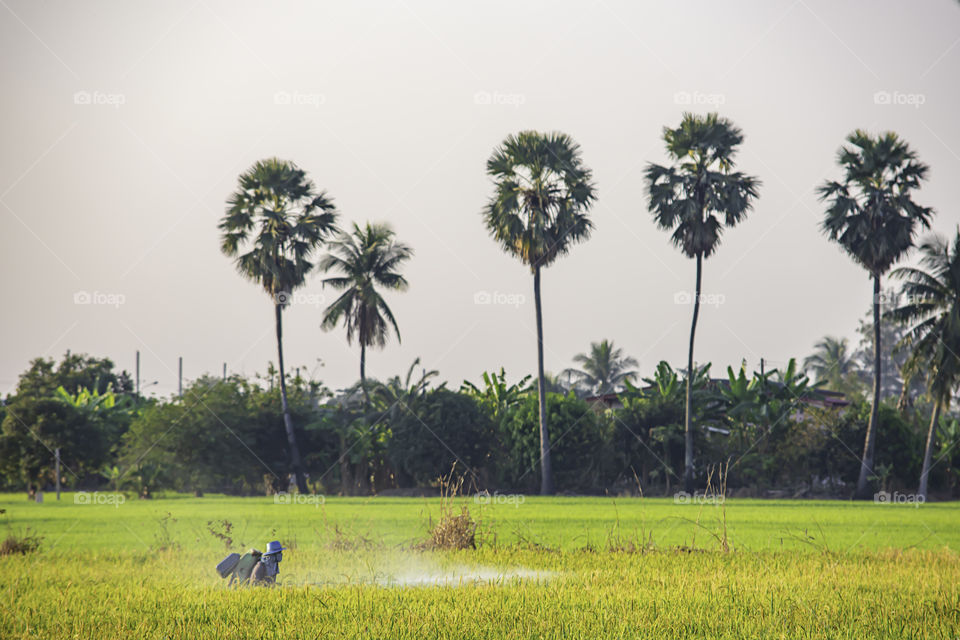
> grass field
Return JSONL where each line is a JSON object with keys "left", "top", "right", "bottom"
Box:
{"left": 2, "top": 492, "right": 959, "bottom": 638}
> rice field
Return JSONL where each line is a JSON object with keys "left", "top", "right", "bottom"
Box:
{"left": 2, "top": 493, "right": 959, "bottom": 638}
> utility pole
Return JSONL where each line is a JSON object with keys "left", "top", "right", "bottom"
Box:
{"left": 760, "top": 358, "right": 765, "bottom": 376}
{"left": 135, "top": 351, "right": 140, "bottom": 395}
{"left": 178, "top": 357, "right": 183, "bottom": 398}
{"left": 55, "top": 448, "right": 61, "bottom": 500}
{"left": 223, "top": 363, "right": 227, "bottom": 381}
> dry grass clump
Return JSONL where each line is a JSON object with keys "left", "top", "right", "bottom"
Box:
{"left": 421, "top": 506, "right": 477, "bottom": 550}
{"left": 417, "top": 466, "right": 479, "bottom": 550}
{"left": 1, "top": 529, "right": 43, "bottom": 556}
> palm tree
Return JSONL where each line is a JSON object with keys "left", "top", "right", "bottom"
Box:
{"left": 483, "top": 130, "right": 597, "bottom": 495}
{"left": 888, "top": 231, "right": 960, "bottom": 500}
{"left": 804, "top": 336, "right": 857, "bottom": 391}
{"left": 320, "top": 222, "right": 413, "bottom": 406}
{"left": 219, "top": 158, "right": 338, "bottom": 493}
{"left": 563, "top": 339, "right": 638, "bottom": 395}
{"left": 818, "top": 130, "right": 934, "bottom": 499}
{"left": 645, "top": 113, "right": 760, "bottom": 494}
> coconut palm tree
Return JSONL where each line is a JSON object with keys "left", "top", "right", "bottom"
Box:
{"left": 563, "top": 339, "right": 639, "bottom": 395}
{"left": 888, "top": 230, "right": 960, "bottom": 500}
{"left": 804, "top": 336, "right": 857, "bottom": 391}
{"left": 483, "top": 130, "right": 597, "bottom": 495}
{"left": 645, "top": 113, "right": 760, "bottom": 494}
{"left": 320, "top": 222, "right": 413, "bottom": 406}
{"left": 818, "top": 130, "right": 934, "bottom": 499}
{"left": 219, "top": 158, "right": 339, "bottom": 493}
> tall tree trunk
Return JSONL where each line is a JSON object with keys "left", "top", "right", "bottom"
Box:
{"left": 855, "top": 275, "right": 883, "bottom": 500}
{"left": 338, "top": 431, "right": 353, "bottom": 496}
{"left": 918, "top": 400, "right": 940, "bottom": 501}
{"left": 360, "top": 342, "right": 370, "bottom": 407}
{"left": 275, "top": 303, "right": 307, "bottom": 493}
{"left": 683, "top": 253, "right": 703, "bottom": 494}
{"left": 356, "top": 341, "right": 371, "bottom": 494}
{"left": 534, "top": 266, "right": 553, "bottom": 495}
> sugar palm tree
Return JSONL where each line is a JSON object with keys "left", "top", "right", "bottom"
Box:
{"left": 484, "top": 130, "right": 597, "bottom": 495}
{"left": 804, "top": 336, "right": 857, "bottom": 391}
{"left": 818, "top": 130, "right": 934, "bottom": 499}
{"left": 645, "top": 113, "right": 760, "bottom": 494}
{"left": 219, "top": 158, "right": 339, "bottom": 493}
{"left": 320, "top": 222, "right": 413, "bottom": 406}
{"left": 563, "top": 339, "right": 638, "bottom": 395}
{"left": 888, "top": 230, "right": 960, "bottom": 500}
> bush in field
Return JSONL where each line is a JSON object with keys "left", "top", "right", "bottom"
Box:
{"left": 0, "top": 529, "right": 43, "bottom": 556}
{"left": 0, "top": 352, "right": 138, "bottom": 492}
{"left": 386, "top": 389, "right": 494, "bottom": 488}
{"left": 786, "top": 400, "right": 920, "bottom": 493}
{"left": 501, "top": 392, "right": 609, "bottom": 492}
{"left": 613, "top": 383, "right": 685, "bottom": 493}
{"left": 120, "top": 376, "right": 329, "bottom": 495}
{"left": 0, "top": 397, "right": 124, "bottom": 493}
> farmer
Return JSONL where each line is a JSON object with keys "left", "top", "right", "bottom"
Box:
{"left": 250, "top": 540, "right": 285, "bottom": 586}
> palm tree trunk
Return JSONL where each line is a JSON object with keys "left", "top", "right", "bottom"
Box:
{"left": 683, "top": 253, "right": 703, "bottom": 494}
{"left": 918, "top": 400, "right": 940, "bottom": 500}
{"left": 855, "top": 275, "right": 882, "bottom": 500}
{"left": 275, "top": 303, "right": 307, "bottom": 494}
{"left": 360, "top": 342, "right": 370, "bottom": 407}
{"left": 534, "top": 265, "right": 553, "bottom": 495}
{"left": 338, "top": 431, "right": 353, "bottom": 496}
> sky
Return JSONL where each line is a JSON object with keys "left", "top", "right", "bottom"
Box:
{"left": 1, "top": 0, "right": 959, "bottom": 399}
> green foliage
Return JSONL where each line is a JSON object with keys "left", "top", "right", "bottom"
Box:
{"left": 483, "top": 131, "right": 596, "bottom": 270}
{"left": 562, "top": 339, "right": 638, "bottom": 396}
{"left": 889, "top": 231, "right": 960, "bottom": 407}
{"left": 1, "top": 398, "right": 89, "bottom": 488}
{"left": 11, "top": 352, "right": 133, "bottom": 399}
{"left": 385, "top": 388, "right": 493, "bottom": 487}
{"left": 0, "top": 353, "right": 139, "bottom": 491}
{"left": 645, "top": 112, "right": 761, "bottom": 259}
{"left": 803, "top": 336, "right": 859, "bottom": 394}
{"left": 500, "top": 392, "right": 609, "bottom": 491}
{"left": 460, "top": 369, "right": 532, "bottom": 426}
{"left": 119, "top": 376, "right": 328, "bottom": 495}
{"left": 219, "top": 157, "right": 339, "bottom": 298}
{"left": 818, "top": 131, "right": 933, "bottom": 277}
{"left": 320, "top": 222, "right": 413, "bottom": 350}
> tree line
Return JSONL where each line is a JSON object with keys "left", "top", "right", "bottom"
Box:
{"left": 2, "top": 333, "right": 958, "bottom": 499}
{"left": 2, "top": 112, "right": 958, "bottom": 501}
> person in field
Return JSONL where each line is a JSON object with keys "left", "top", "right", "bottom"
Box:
{"left": 250, "top": 540, "right": 285, "bottom": 586}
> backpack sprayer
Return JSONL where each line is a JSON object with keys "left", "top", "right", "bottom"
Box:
{"left": 216, "top": 540, "right": 285, "bottom": 586}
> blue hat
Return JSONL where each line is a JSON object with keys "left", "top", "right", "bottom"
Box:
{"left": 265, "top": 540, "right": 286, "bottom": 555}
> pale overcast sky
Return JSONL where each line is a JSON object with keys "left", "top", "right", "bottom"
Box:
{"left": 2, "top": 1, "right": 959, "bottom": 398}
